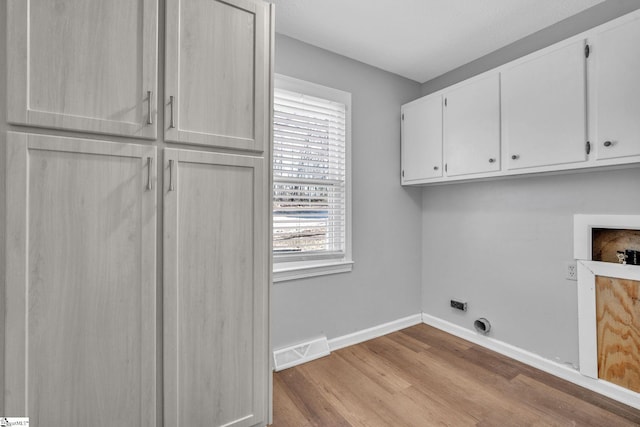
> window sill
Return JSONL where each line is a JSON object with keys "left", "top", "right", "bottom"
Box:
{"left": 273, "top": 259, "right": 354, "bottom": 283}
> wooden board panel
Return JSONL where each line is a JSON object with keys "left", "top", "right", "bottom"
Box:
{"left": 596, "top": 275, "right": 640, "bottom": 393}
{"left": 592, "top": 229, "right": 640, "bottom": 263}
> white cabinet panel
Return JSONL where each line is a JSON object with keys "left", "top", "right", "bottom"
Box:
{"left": 7, "top": 0, "right": 158, "bottom": 139}
{"left": 502, "top": 41, "right": 587, "bottom": 170}
{"left": 163, "top": 149, "right": 267, "bottom": 427}
{"left": 444, "top": 73, "right": 501, "bottom": 177}
{"left": 591, "top": 15, "right": 640, "bottom": 160}
{"left": 165, "top": 0, "right": 269, "bottom": 151}
{"left": 5, "top": 133, "right": 157, "bottom": 426}
{"left": 401, "top": 94, "right": 443, "bottom": 182}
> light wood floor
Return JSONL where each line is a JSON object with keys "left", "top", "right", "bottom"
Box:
{"left": 272, "top": 324, "right": 640, "bottom": 426}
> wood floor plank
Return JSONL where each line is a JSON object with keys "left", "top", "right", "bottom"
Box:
{"left": 384, "top": 328, "right": 432, "bottom": 353}
{"left": 342, "top": 337, "right": 482, "bottom": 425}
{"left": 358, "top": 337, "right": 537, "bottom": 424}
{"left": 461, "top": 345, "right": 525, "bottom": 380}
{"left": 511, "top": 374, "right": 638, "bottom": 426}
{"left": 336, "top": 347, "right": 478, "bottom": 426}
{"left": 275, "top": 366, "right": 351, "bottom": 426}
{"left": 298, "top": 352, "right": 404, "bottom": 427}
{"left": 333, "top": 344, "right": 413, "bottom": 394}
{"left": 513, "top": 365, "right": 640, "bottom": 424}
{"left": 420, "top": 342, "right": 625, "bottom": 426}
{"left": 401, "top": 324, "right": 472, "bottom": 353}
{"left": 272, "top": 374, "right": 313, "bottom": 427}
{"left": 272, "top": 324, "right": 640, "bottom": 426}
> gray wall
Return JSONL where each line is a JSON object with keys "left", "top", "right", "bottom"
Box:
{"left": 421, "top": 0, "right": 640, "bottom": 366}
{"left": 272, "top": 34, "right": 422, "bottom": 350}
{"left": 422, "top": 0, "right": 640, "bottom": 94}
{"left": 422, "top": 168, "right": 640, "bottom": 365}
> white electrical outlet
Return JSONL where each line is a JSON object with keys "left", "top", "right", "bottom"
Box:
{"left": 566, "top": 261, "right": 577, "bottom": 281}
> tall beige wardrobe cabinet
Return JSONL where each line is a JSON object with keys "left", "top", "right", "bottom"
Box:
{"left": 1, "top": 1, "right": 273, "bottom": 426}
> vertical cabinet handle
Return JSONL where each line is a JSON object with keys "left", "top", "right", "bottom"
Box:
{"left": 146, "top": 157, "right": 153, "bottom": 190}
{"left": 169, "top": 96, "right": 175, "bottom": 129}
{"left": 169, "top": 159, "right": 175, "bottom": 191}
{"left": 147, "top": 91, "right": 153, "bottom": 125}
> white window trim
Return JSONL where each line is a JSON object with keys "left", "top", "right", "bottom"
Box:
{"left": 273, "top": 74, "right": 353, "bottom": 283}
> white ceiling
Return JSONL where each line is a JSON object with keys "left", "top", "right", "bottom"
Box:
{"left": 270, "top": 0, "right": 606, "bottom": 83}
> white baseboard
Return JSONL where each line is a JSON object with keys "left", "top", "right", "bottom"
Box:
{"left": 421, "top": 313, "right": 640, "bottom": 410}
{"left": 327, "top": 313, "right": 423, "bottom": 351}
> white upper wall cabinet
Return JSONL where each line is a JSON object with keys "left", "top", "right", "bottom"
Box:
{"left": 502, "top": 40, "right": 587, "bottom": 170}
{"left": 402, "top": 9, "right": 640, "bottom": 186}
{"left": 401, "top": 94, "right": 443, "bottom": 182}
{"left": 444, "top": 73, "right": 501, "bottom": 177}
{"left": 7, "top": 0, "right": 158, "bottom": 139}
{"left": 165, "top": 0, "right": 269, "bottom": 151}
{"left": 590, "top": 14, "right": 640, "bottom": 160}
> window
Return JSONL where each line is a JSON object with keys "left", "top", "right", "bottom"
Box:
{"left": 273, "top": 75, "right": 352, "bottom": 282}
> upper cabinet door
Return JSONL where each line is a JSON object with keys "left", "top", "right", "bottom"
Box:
{"left": 165, "top": 0, "right": 270, "bottom": 152}
{"left": 444, "top": 73, "right": 501, "bottom": 177}
{"left": 401, "top": 94, "right": 443, "bottom": 183}
{"left": 7, "top": 0, "right": 158, "bottom": 139}
{"left": 502, "top": 41, "right": 587, "bottom": 170}
{"left": 591, "top": 15, "right": 640, "bottom": 160}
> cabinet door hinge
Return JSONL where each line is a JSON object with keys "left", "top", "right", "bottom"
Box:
{"left": 586, "top": 141, "right": 591, "bottom": 155}
{"left": 444, "top": 98, "right": 447, "bottom": 107}
{"left": 401, "top": 170, "right": 405, "bottom": 178}
{"left": 585, "top": 44, "right": 590, "bottom": 58}
{"left": 445, "top": 163, "right": 448, "bottom": 172}
{"left": 401, "top": 113, "right": 404, "bottom": 120}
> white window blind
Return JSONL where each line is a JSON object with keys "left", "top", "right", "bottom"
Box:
{"left": 273, "top": 86, "right": 347, "bottom": 259}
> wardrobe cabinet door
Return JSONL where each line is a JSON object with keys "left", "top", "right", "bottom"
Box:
{"left": 164, "top": 149, "right": 268, "bottom": 427}
{"left": 165, "top": 0, "right": 269, "bottom": 151}
{"left": 4, "top": 133, "right": 157, "bottom": 426}
{"left": 591, "top": 15, "right": 640, "bottom": 160}
{"left": 7, "top": 0, "right": 158, "bottom": 138}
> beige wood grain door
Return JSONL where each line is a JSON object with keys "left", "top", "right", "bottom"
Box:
{"left": 7, "top": 0, "right": 158, "bottom": 139}
{"left": 165, "top": 0, "right": 269, "bottom": 151}
{"left": 163, "top": 148, "right": 268, "bottom": 427}
{"left": 4, "top": 133, "right": 157, "bottom": 426}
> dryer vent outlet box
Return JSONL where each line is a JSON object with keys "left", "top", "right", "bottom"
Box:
{"left": 474, "top": 318, "right": 491, "bottom": 335}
